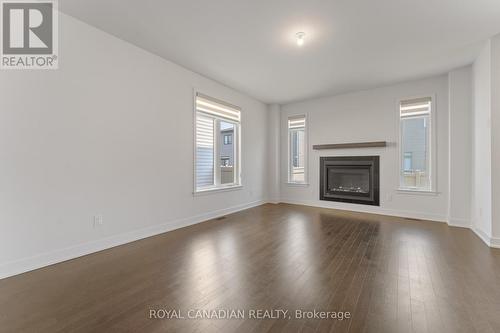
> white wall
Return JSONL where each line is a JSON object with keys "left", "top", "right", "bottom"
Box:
{"left": 472, "top": 41, "right": 493, "bottom": 239}
{"left": 279, "top": 75, "right": 451, "bottom": 221}
{"left": 448, "top": 67, "right": 472, "bottom": 227}
{"left": 267, "top": 104, "right": 281, "bottom": 203}
{"left": 490, "top": 34, "right": 500, "bottom": 240}
{"left": 0, "top": 14, "right": 268, "bottom": 278}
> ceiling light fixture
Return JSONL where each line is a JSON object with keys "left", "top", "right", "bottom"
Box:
{"left": 296, "top": 32, "right": 305, "bottom": 46}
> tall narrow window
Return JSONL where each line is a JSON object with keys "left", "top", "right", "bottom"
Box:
{"left": 195, "top": 93, "right": 240, "bottom": 192}
{"left": 399, "top": 97, "right": 432, "bottom": 191}
{"left": 288, "top": 116, "right": 307, "bottom": 183}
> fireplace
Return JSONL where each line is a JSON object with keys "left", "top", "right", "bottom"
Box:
{"left": 320, "top": 156, "right": 379, "bottom": 206}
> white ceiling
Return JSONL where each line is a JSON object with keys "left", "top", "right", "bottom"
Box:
{"left": 60, "top": 0, "right": 500, "bottom": 104}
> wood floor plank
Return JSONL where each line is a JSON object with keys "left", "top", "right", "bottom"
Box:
{"left": 1, "top": 203, "right": 500, "bottom": 333}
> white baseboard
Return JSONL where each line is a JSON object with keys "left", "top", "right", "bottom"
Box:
{"left": 472, "top": 227, "right": 500, "bottom": 248}
{"left": 491, "top": 237, "right": 500, "bottom": 248}
{"left": 280, "top": 198, "right": 448, "bottom": 223}
{"left": 472, "top": 227, "right": 492, "bottom": 247}
{"left": 267, "top": 200, "right": 281, "bottom": 204}
{"left": 0, "top": 200, "right": 266, "bottom": 280}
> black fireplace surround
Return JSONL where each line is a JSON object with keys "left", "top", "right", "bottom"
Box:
{"left": 320, "top": 156, "right": 380, "bottom": 206}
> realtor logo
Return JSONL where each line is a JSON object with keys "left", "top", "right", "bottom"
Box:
{"left": 1, "top": 0, "right": 58, "bottom": 69}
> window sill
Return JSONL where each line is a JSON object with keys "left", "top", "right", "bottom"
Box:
{"left": 194, "top": 185, "right": 242, "bottom": 196}
{"left": 396, "top": 188, "right": 439, "bottom": 196}
{"left": 286, "top": 182, "right": 310, "bottom": 187}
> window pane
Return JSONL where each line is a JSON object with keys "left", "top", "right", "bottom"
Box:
{"left": 196, "top": 114, "right": 214, "bottom": 188}
{"left": 401, "top": 116, "right": 430, "bottom": 189}
{"left": 288, "top": 115, "right": 306, "bottom": 183}
{"left": 403, "top": 152, "right": 413, "bottom": 171}
{"left": 290, "top": 128, "right": 305, "bottom": 182}
{"left": 219, "top": 121, "right": 235, "bottom": 184}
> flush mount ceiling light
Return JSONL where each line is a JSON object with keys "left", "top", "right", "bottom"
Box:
{"left": 296, "top": 32, "right": 306, "bottom": 46}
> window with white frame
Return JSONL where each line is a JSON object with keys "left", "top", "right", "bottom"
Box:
{"left": 399, "top": 97, "right": 432, "bottom": 191}
{"left": 288, "top": 115, "right": 307, "bottom": 183}
{"left": 195, "top": 93, "right": 240, "bottom": 192}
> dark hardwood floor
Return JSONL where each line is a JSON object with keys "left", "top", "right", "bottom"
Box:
{"left": 1, "top": 203, "right": 500, "bottom": 332}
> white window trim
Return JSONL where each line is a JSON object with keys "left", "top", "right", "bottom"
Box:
{"left": 396, "top": 188, "right": 440, "bottom": 196}
{"left": 396, "top": 94, "right": 437, "bottom": 193}
{"left": 286, "top": 182, "right": 310, "bottom": 187}
{"left": 193, "top": 90, "right": 242, "bottom": 194}
{"left": 193, "top": 185, "right": 243, "bottom": 196}
{"left": 287, "top": 114, "right": 308, "bottom": 184}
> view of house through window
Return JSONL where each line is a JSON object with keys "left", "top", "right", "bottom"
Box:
{"left": 399, "top": 97, "right": 432, "bottom": 190}
{"left": 195, "top": 93, "right": 240, "bottom": 192}
{"left": 288, "top": 116, "right": 306, "bottom": 183}
{"left": 219, "top": 121, "right": 235, "bottom": 184}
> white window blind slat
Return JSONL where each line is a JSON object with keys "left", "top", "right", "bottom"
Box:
{"left": 196, "top": 115, "right": 214, "bottom": 188}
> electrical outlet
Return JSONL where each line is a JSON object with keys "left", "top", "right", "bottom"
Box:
{"left": 386, "top": 194, "right": 393, "bottom": 202}
{"left": 93, "top": 214, "right": 103, "bottom": 228}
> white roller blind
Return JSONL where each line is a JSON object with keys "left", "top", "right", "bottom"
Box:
{"left": 196, "top": 93, "right": 241, "bottom": 122}
{"left": 400, "top": 97, "right": 431, "bottom": 117}
{"left": 288, "top": 116, "right": 306, "bottom": 129}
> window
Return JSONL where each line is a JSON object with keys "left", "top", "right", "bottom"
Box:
{"left": 195, "top": 93, "right": 240, "bottom": 192}
{"left": 399, "top": 97, "right": 432, "bottom": 191}
{"left": 288, "top": 115, "right": 307, "bottom": 183}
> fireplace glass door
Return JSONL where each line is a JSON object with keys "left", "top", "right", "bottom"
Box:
{"left": 327, "top": 166, "right": 371, "bottom": 197}
{"left": 320, "top": 156, "right": 379, "bottom": 206}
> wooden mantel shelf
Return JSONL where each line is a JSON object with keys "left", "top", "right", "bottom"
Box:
{"left": 312, "top": 141, "right": 387, "bottom": 150}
